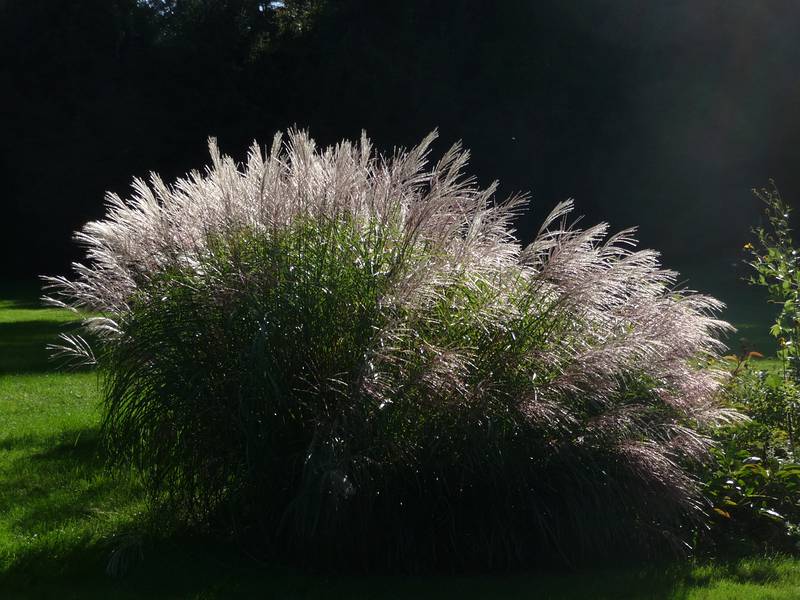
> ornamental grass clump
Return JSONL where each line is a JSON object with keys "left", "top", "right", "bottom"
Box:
{"left": 45, "top": 131, "right": 736, "bottom": 570}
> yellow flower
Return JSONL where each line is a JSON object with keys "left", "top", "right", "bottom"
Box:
{"left": 743, "top": 242, "right": 753, "bottom": 250}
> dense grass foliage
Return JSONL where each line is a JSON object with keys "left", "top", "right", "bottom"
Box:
{"left": 4, "top": 288, "right": 800, "bottom": 597}
{"left": 46, "top": 132, "right": 736, "bottom": 569}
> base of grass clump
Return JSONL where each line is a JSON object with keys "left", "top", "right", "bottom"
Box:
{"left": 45, "top": 131, "right": 735, "bottom": 570}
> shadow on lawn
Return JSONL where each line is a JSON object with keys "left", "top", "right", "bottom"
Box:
{"left": 0, "top": 427, "right": 697, "bottom": 599}
{"left": 0, "top": 282, "right": 46, "bottom": 309}
{"left": 0, "top": 428, "right": 112, "bottom": 528}
{"left": 0, "top": 550, "right": 703, "bottom": 600}
{"left": 0, "top": 320, "right": 86, "bottom": 375}
{"left": 0, "top": 423, "right": 697, "bottom": 599}
{"left": 1, "top": 540, "right": 702, "bottom": 600}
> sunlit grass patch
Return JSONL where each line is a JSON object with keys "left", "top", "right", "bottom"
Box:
{"left": 0, "top": 289, "right": 146, "bottom": 585}
{"left": 683, "top": 557, "right": 800, "bottom": 599}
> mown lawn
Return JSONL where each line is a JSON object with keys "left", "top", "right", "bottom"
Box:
{"left": 1, "top": 282, "right": 799, "bottom": 599}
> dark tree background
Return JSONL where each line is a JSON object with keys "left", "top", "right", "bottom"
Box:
{"left": 3, "top": 0, "right": 800, "bottom": 299}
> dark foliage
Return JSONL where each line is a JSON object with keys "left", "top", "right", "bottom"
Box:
{"left": 5, "top": 0, "right": 800, "bottom": 280}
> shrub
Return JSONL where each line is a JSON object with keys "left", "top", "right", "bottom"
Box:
{"left": 744, "top": 182, "right": 800, "bottom": 454}
{"left": 698, "top": 361, "right": 800, "bottom": 556}
{"left": 45, "top": 131, "right": 735, "bottom": 570}
{"left": 694, "top": 184, "right": 800, "bottom": 558}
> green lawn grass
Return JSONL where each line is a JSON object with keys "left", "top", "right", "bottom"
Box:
{"left": 2, "top": 282, "right": 800, "bottom": 599}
